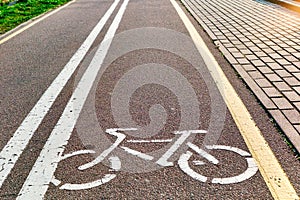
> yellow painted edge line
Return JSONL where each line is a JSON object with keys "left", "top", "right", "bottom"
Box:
{"left": 0, "top": 0, "right": 75, "bottom": 45}
{"left": 170, "top": 0, "right": 299, "bottom": 199}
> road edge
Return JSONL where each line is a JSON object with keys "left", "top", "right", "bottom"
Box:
{"left": 172, "top": 0, "right": 299, "bottom": 199}
{"left": 0, "top": 0, "right": 76, "bottom": 45}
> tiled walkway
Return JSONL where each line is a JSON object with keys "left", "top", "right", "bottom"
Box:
{"left": 181, "top": 0, "right": 300, "bottom": 152}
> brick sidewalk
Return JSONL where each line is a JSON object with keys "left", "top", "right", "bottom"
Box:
{"left": 181, "top": 0, "right": 300, "bottom": 152}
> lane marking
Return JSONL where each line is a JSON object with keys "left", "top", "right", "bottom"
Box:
{"left": 178, "top": 151, "right": 208, "bottom": 182}
{"left": 178, "top": 145, "right": 258, "bottom": 184}
{"left": 127, "top": 139, "right": 173, "bottom": 143}
{"left": 60, "top": 150, "right": 96, "bottom": 160}
{"left": 0, "top": 0, "right": 75, "bottom": 45}
{"left": 59, "top": 156, "right": 121, "bottom": 191}
{"left": 171, "top": 0, "right": 299, "bottom": 199}
{"left": 121, "top": 147, "right": 154, "bottom": 161}
{"left": 156, "top": 130, "right": 206, "bottom": 167}
{"left": 187, "top": 142, "right": 219, "bottom": 164}
{"left": 211, "top": 157, "right": 258, "bottom": 184}
{"left": 17, "top": 0, "right": 130, "bottom": 198}
{"left": 78, "top": 130, "right": 126, "bottom": 170}
{"left": 0, "top": 0, "right": 121, "bottom": 189}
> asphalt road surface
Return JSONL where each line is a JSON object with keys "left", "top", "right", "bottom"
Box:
{"left": 0, "top": 0, "right": 299, "bottom": 199}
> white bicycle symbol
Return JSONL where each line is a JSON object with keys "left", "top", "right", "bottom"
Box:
{"left": 51, "top": 128, "right": 258, "bottom": 190}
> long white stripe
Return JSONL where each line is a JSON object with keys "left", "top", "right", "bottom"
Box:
{"left": 0, "top": 0, "right": 120, "bottom": 189}
{"left": 17, "top": 0, "right": 129, "bottom": 198}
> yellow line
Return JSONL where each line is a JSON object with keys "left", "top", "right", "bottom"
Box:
{"left": 170, "top": 0, "right": 299, "bottom": 199}
{"left": 0, "top": 0, "right": 75, "bottom": 45}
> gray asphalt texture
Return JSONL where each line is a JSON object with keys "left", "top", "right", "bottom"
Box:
{"left": 0, "top": 0, "right": 299, "bottom": 199}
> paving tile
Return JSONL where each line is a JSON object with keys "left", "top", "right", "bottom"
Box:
{"left": 295, "top": 102, "right": 300, "bottom": 111}
{"left": 219, "top": 48, "right": 239, "bottom": 65}
{"left": 285, "top": 47, "right": 297, "bottom": 53}
{"left": 292, "top": 52, "right": 300, "bottom": 59}
{"left": 240, "top": 49, "right": 252, "bottom": 55}
{"left": 232, "top": 52, "right": 245, "bottom": 58}
{"left": 278, "top": 43, "right": 290, "bottom": 48}
{"left": 244, "top": 41, "right": 255, "bottom": 47}
{"left": 255, "top": 78, "right": 272, "bottom": 87}
{"left": 242, "top": 64, "right": 256, "bottom": 71}
{"left": 263, "top": 48, "right": 275, "bottom": 54}
{"left": 267, "top": 63, "right": 282, "bottom": 70}
{"left": 227, "top": 47, "right": 239, "bottom": 53}
{"left": 254, "top": 51, "right": 267, "bottom": 57}
{"left": 284, "top": 56, "right": 299, "bottom": 62}
{"left": 294, "top": 87, "right": 300, "bottom": 95}
{"left": 245, "top": 54, "right": 258, "bottom": 60}
{"left": 251, "top": 60, "right": 266, "bottom": 67}
{"left": 269, "top": 110, "right": 300, "bottom": 151}
{"left": 264, "top": 41, "right": 276, "bottom": 46}
{"left": 221, "top": 40, "right": 232, "bottom": 45}
{"left": 232, "top": 40, "right": 242, "bottom": 45}
{"left": 275, "top": 69, "right": 292, "bottom": 77}
{"left": 283, "top": 65, "right": 300, "bottom": 73}
{"left": 269, "top": 53, "right": 282, "bottom": 59}
{"left": 258, "top": 66, "right": 273, "bottom": 74}
{"left": 282, "top": 91, "right": 300, "bottom": 102}
{"left": 237, "top": 58, "right": 250, "bottom": 64}
{"left": 260, "top": 56, "right": 274, "bottom": 63}
{"left": 276, "top": 59, "right": 291, "bottom": 66}
{"left": 295, "top": 125, "right": 300, "bottom": 133}
{"left": 249, "top": 46, "right": 261, "bottom": 52}
{"left": 256, "top": 43, "right": 268, "bottom": 49}
{"left": 294, "top": 73, "right": 300, "bottom": 81}
{"left": 265, "top": 73, "right": 282, "bottom": 82}
{"left": 236, "top": 44, "right": 247, "bottom": 50}
{"left": 183, "top": 0, "right": 300, "bottom": 150}
{"left": 263, "top": 87, "right": 282, "bottom": 97}
{"left": 283, "top": 109, "right": 300, "bottom": 124}
{"left": 284, "top": 77, "right": 300, "bottom": 86}
{"left": 277, "top": 50, "right": 290, "bottom": 56}
{"left": 248, "top": 71, "right": 264, "bottom": 79}
{"left": 272, "top": 97, "right": 293, "bottom": 109}
{"left": 270, "top": 45, "right": 282, "bottom": 51}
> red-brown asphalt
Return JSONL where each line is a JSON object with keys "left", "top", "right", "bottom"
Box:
{"left": 0, "top": 0, "right": 299, "bottom": 199}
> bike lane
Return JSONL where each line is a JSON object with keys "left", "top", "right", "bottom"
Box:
{"left": 0, "top": 0, "right": 299, "bottom": 199}
{"left": 24, "top": 0, "right": 298, "bottom": 199}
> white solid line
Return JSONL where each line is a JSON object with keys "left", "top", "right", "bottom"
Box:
{"left": 0, "top": 0, "right": 120, "bottom": 189}
{"left": 127, "top": 139, "right": 173, "bottom": 143}
{"left": 121, "top": 147, "right": 154, "bottom": 161}
{"left": 17, "top": 0, "right": 129, "bottom": 198}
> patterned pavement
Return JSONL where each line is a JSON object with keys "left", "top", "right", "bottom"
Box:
{"left": 181, "top": 0, "right": 300, "bottom": 152}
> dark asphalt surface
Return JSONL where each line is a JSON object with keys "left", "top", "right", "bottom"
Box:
{"left": 0, "top": 0, "right": 299, "bottom": 199}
